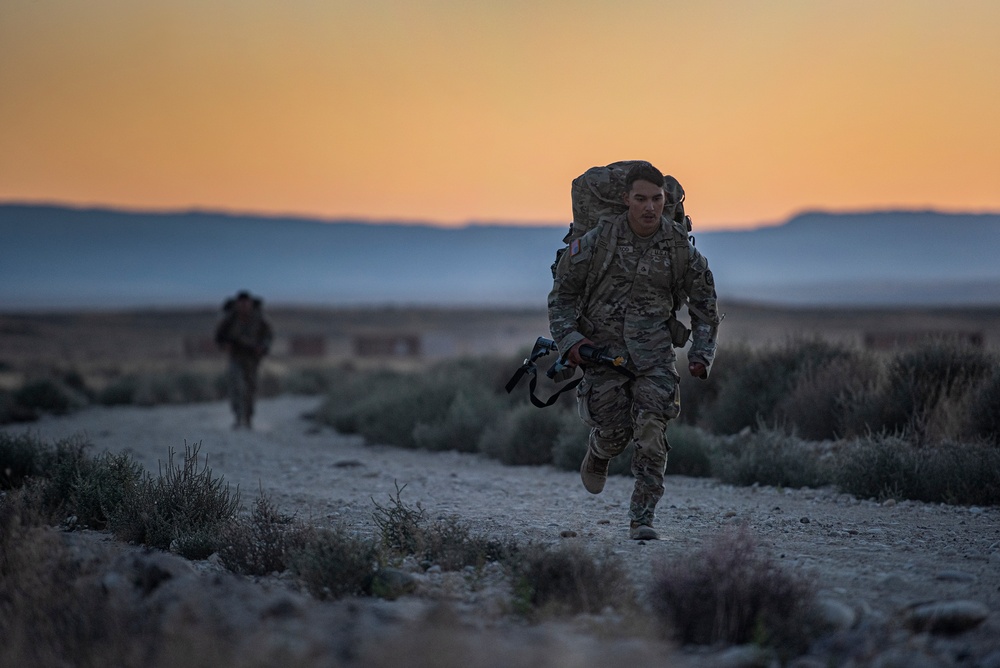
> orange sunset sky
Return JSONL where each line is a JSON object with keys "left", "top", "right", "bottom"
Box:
{"left": 2, "top": 1, "right": 999, "bottom": 230}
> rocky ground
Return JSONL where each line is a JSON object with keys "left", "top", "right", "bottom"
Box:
{"left": 4, "top": 395, "right": 1000, "bottom": 667}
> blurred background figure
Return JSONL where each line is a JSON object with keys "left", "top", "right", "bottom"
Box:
{"left": 214, "top": 290, "right": 273, "bottom": 429}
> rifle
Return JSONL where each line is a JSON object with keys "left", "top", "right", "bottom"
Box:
{"left": 505, "top": 337, "right": 635, "bottom": 408}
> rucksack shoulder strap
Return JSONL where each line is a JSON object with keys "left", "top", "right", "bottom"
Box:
{"left": 666, "top": 219, "right": 690, "bottom": 289}
{"left": 582, "top": 216, "right": 620, "bottom": 304}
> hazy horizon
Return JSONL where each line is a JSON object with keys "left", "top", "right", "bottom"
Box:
{"left": 4, "top": 198, "right": 1000, "bottom": 234}
{"left": 4, "top": 204, "right": 999, "bottom": 312}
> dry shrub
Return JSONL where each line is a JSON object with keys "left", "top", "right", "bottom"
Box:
{"left": 289, "top": 524, "right": 379, "bottom": 599}
{"left": 67, "top": 450, "right": 146, "bottom": 530}
{"left": 109, "top": 442, "right": 240, "bottom": 558}
{"left": 711, "top": 428, "right": 834, "bottom": 489}
{"left": 372, "top": 482, "right": 515, "bottom": 570}
{"left": 775, "top": 353, "right": 879, "bottom": 441}
{"left": 968, "top": 369, "right": 1000, "bottom": 444}
{"left": 1, "top": 433, "right": 145, "bottom": 529}
{"left": 13, "top": 377, "right": 87, "bottom": 415}
{"left": 319, "top": 373, "right": 455, "bottom": 448}
{"left": 874, "top": 340, "right": 995, "bottom": 442}
{"left": 101, "top": 371, "right": 224, "bottom": 406}
{"left": 413, "top": 386, "right": 508, "bottom": 452}
{"left": 0, "top": 432, "right": 48, "bottom": 489}
{"left": 665, "top": 423, "right": 714, "bottom": 477}
{"left": 314, "top": 356, "right": 520, "bottom": 451}
{"left": 550, "top": 409, "right": 591, "bottom": 471}
{"left": 477, "top": 403, "right": 561, "bottom": 465}
{"left": 703, "top": 339, "right": 854, "bottom": 435}
{"left": 650, "top": 524, "right": 818, "bottom": 654}
{"left": 0, "top": 388, "right": 40, "bottom": 424}
{"left": 218, "top": 492, "right": 312, "bottom": 576}
{"left": 835, "top": 434, "right": 1000, "bottom": 505}
{"left": 512, "top": 542, "right": 635, "bottom": 617}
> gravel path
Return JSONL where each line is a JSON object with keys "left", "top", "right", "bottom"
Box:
{"left": 6, "top": 395, "right": 1000, "bottom": 663}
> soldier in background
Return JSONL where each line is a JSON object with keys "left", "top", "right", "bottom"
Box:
{"left": 548, "top": 162, "right": 720, "bottom": 540}
{"left": 215, "top": 290, "right": 273, "bottom": 429}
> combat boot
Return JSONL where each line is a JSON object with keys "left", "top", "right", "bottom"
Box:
{"left": 628, "top": 521, "right": 660, "bottom": 540}
{"left": 629, "top": 522, "right": 658, "bottom": 540}
{"left": 579, "top": 449, "right": 609, "bottom": 494}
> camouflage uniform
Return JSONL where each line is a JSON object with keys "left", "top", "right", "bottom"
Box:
{"left": 548, "top": 211, "right": 719, "bottom": 527}
{"left": 215, "top": 298, "right": 273, "bottom": 428}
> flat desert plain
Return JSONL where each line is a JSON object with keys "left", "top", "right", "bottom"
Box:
{"left": 2, "top": 304, "right": 999, "bottom": 666}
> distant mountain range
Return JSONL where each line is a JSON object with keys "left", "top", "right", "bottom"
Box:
{"left": 2, "top": 204, "right": 999, "bottom": 310}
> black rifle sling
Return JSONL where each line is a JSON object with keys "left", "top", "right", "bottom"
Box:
{"left": 525, "top": 365, "right": 583, "bottom": 408}
{"left": 506, "top": 362, "right": 582, "bottom": 408}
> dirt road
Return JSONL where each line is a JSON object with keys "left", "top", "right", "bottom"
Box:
{"left": 5, "top": 396, "right": 1000, "bottom": 665}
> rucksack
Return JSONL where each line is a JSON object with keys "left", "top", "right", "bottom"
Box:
{"left": 554, "top": 161, "right": 700, "bottom": 347}
{"left": 566, "top": 160, "right": 690, "bottom": 246}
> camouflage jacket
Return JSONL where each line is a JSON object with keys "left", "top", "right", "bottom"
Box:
{"left": 214, "top": 312, "right": 273, "bottom": 361}
{"left": 547, "top": 212, "right": 719, "bottom": 375}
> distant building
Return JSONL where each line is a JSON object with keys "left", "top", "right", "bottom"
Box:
{"left": 353, "top": 334, "right": 421, "bottom": 358}
{"left": 287, "top": 335, "right": 326, "bottom": 358}
{"left": 864, "top": 330, "right": 984, "bottom": 350}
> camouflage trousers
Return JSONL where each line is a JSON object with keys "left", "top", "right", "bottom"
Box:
{"left": 577, "top": 366, "right": 680, "bottom": 526}
{"left": 227, "top": 356, "right": 260, "bottom": 427}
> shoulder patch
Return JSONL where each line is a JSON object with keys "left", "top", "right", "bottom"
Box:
{"left": 569, "top": 238, "right": 581, "bottom": 256}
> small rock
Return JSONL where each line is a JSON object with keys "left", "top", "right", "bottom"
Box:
{"left": 934, "top": 570, "right": 976, "bottom": 583}
{"left": 262, "top": 596, "right": 302, "bottom": 619}
{"left": 710, "top": 643, "right": 772, "bottom": 668}
{"left": 815, "top": 597, "right": 857, "bottom": 631}
{"left": 559, "top": 529, "right": 578, "bottom": 538}
{"left": 597, "top": 519, "right": 611, "bottom": 525}
{"left": 902, "top": 600, "right": 990, "bottom": 634}
{"left": 369, "top": 568, "right": 417, "bottom": 600}
{"left": 800, "top": 517, "right": 810, "bottom": 524}
{"left": 882, "top": 498, "right": 897, "bottom": 507}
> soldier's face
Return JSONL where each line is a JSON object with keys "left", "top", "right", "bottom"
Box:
{"left": 625, "top": 180, "right": 665, "bottom": 236}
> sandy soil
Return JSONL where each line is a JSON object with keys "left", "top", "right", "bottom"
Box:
{"left": 5, "top": 395, "right": 1000, "bottom": 664}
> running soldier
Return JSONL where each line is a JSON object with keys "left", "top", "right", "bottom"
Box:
{"left": 548, "top": 161, "right": 720, "bottom": 540}
{"left": 215, "top": 290, "right": 273, "bottom": 429}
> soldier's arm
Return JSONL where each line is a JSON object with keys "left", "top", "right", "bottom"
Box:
{"left": 683, "top": 245, "right": 721, "bottom": 377}
{"left": 547, "top": 235, "right": 595, "bottom": 357}
{"left": 259, "top": 320, "right": 274, "bottom": 354}
{"left": 214, "top": 315, "right": 234, "bottom": 348}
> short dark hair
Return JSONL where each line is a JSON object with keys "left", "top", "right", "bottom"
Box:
{"left": 624, "top": 161, "right": 665, "bottom": 192}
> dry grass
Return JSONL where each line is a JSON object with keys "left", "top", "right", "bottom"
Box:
{"left": 650, "top": 524, "right": 819, "bottom": 656}
{"left": 108, "top": 441, "right": 241, "bottom": 557}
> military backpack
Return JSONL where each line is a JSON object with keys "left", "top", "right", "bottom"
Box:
{"left": 554, "top": 160, "right": 702, "bottom": 347}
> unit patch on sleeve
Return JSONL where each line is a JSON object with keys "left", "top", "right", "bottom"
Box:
{"left": 570, "top": 239, "right": 581, "bottom": 256}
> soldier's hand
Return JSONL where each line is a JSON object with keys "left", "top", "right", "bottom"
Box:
{"left": 568, "top": 339, "right": 595, "bottom": 367}
{"left": 689, "top": 361, "right": 707, "bottom": 379}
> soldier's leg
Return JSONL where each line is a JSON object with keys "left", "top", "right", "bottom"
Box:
{"left": 577, "top": 370, "right": 633, "bottom": 493}
{"left": 628, "top": 372, "right": 680, "bottom": 530}
{"left": 242, "top": 360, "right": 259, "bottom": 428}
{"left": 579, "top": 370, "right": 633, "bottom": 459}
{"left": 227, "top": 359, "right": 244, "bottom": 427}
